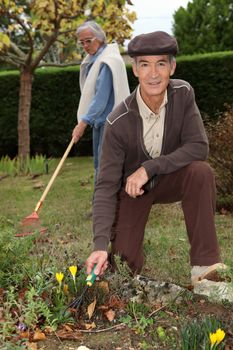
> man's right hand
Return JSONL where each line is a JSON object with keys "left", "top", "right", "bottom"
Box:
{"left": 86, "top": 251, "right": 108, "bottom": 276}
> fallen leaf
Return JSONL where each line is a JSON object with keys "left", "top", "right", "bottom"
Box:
{"left": 98, "top": 305, "right": 109, "bottom": 310}
{"left": 98, "top": 281, "right": 109, "bottom": 293}
{"left": 33, "top": 329, "right": 46, "bottom": 341}
{"left": 105, "top": 309, "right": 115, "bottom": 322}
{"left": 84, "top": 322, "right": 96, "bottom": 330}
{"left": 43, "top": 326, "right": 54, "bottom": 334}
{"left": 26, "top": 342, "right": 38, "bottom": 350}
{"left": 109, "top": 295, "right": 125, "bottom": 309}
{"left": 87, "top": 297, "right": 96, "bottom": 319}
{"left": 64, "top": 324, "right": 74, "bottom": 332}
{"left": 56, "top": 329, "right": 82, "bottom": 340}
{"left": 20, "top": 330, "right": 30, "bottom": 339}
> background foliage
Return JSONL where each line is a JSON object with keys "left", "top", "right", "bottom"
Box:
{"left": 207, "top": 108, "right": 233, "bottom": 211}
{"left": 1, "top": 51, "right": 233, "bottom": 158}
{"left": 173, "top": 0, "right": 233, "bottom": 55}
{"left": 0, "top": 0, "right": 136, "bottom": 160}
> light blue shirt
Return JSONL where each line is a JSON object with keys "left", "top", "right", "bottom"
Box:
{"left": 80, "top": 46, "right": 114, "bottom": 128}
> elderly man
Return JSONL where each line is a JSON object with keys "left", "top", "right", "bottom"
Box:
{"left": 86, "top": 31, "right": 226, "bottom": 285}
{"left": 72, "top": 21, "right": 129, "bottom": 182}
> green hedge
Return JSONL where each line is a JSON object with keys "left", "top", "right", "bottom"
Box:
{"left": 175, "top": 51, "right": 233, "bottom": 118}
{"left": 0, "top": 51, "right": 233, "bottom": 158}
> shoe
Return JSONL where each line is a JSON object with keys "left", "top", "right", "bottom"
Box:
{"left": 191, "top": 263, "right": 228, "bottom": 285}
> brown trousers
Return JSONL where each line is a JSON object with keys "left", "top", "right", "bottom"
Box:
{"left": 110, "top": 161, "right": 221, "bottom": 273}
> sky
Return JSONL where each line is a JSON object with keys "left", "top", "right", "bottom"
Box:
{"left": 128, "top": 0, "right": 191, "bottom": 37}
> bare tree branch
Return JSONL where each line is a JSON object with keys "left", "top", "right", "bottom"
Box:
{"left": 0, "top": 55, "right": 20, "bottom": 68}
{"left": 7, "top": 12, "right": 34, "bottom": 52}
{"left": 10, "top": 41, "right": 26, "bottom": 59}
{"left": 31, "top": 32, "right": 58, "bottom": 70}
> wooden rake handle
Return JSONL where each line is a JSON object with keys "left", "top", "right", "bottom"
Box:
{"left": 34, "top": 138, "right": 75, "bottom": 212}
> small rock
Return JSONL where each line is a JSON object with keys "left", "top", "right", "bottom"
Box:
{"left": 76, "top": 346, "right": 91, "bottom": 350}
{"left": 193, "top": 280, "right": 233, "bottom": 302}
{"left": 131, "top": 275, "right": 189, "bottom": 304}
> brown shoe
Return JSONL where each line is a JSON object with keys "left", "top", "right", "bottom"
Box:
{"left": 191, "top": 263, "right": 229, "bottom": 285}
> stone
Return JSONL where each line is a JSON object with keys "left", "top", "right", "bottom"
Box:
{"left": 193, "top": 280, "right": 233, "bottom": 303}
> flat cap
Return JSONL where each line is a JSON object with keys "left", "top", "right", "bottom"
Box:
{"left": 128, "top": 31, "right": 178, "bottom": 57}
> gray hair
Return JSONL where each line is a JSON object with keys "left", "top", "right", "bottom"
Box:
{"left": 76, "top": 21, "right": 107, "bottom": 44}
{"left": 133, "top": 54, "right": 176, "bottom": 65}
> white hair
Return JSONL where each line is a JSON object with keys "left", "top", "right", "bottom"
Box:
{"left": 76, "top": 21, "right": 107, "bottom": 44}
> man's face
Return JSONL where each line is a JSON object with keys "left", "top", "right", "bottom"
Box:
{"left": 78, "top": 28, "right": 102, "bottom": 55}
{"left": 132, "top": 55, "right": 176, "bottom": 101}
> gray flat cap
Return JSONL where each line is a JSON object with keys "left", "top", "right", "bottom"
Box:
{"left": 128, "top": 31, "right": 178, "bottom": 57}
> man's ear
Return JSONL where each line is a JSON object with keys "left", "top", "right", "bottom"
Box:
{"left": 132, "top": 62, "right": 138, "bottom": 77}
{"left": 170, "top": 60, "right": 176, "bottom": 76}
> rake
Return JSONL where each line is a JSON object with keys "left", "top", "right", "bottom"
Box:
{"left": 64, "top": 265, "right": 97, "bottom": 315}
{"left": 16, "top": 138, "right": 75, "bottom": 237}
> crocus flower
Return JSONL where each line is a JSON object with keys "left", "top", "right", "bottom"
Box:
{"left": 210, "top": 332, "right": 217, "bottom": 347}
{"left": 210, "top": 328, "right": 225, "bottom": 348}
{"left": 56, "top": 272, "right": 64, "bottom": 285}
{"left": 69, "top": 265, "right": 77, "bottom": 280}
{"left": 69, "top": 265, "right": 77, "bottom": 291}
{"left": 215, "top": 328, "right": 225, "bottom": 344}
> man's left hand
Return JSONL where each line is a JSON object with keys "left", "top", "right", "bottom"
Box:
{"left": 125, "top": 166, "right": 149, "bottom": 198}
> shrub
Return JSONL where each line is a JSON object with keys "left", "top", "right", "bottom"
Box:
{"left": 207, "top": 106, "right": 233, "bottom": 212}
{"left": 1, "top": 51, "right": 233, "bottom": 158}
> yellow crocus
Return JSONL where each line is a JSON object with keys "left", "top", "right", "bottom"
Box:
{"left": 210, "top": 328, "right": 225, "bottom": 348}
{"left": 56, "top": 272, "right": 64, "bottom": 285}
{"left": 69, "top": 265, "right": 77, "bottom": 292}
{"left": 210, "top": 332, "right": 217, "bottom": 347}
{"left": 215, "top": 328, "right": 225, "bottom": 344}
{"left": 69, "top": 265, "right": 77, "bottom": 279}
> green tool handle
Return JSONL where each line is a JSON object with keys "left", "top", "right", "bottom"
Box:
{"left": 86, "top": 264, "right": 97, "bottom": 287}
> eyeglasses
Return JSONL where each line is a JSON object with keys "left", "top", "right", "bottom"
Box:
{"left": 77, "top": 37, "right": 96, "bottom": 46}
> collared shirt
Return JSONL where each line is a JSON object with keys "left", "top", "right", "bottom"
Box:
{"left": 136, "top": 87, "right": 167, "bottom": 158}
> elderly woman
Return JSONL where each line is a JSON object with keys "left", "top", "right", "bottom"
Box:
{"left": 72, "top": 21, "right": 130, "bottom": 183}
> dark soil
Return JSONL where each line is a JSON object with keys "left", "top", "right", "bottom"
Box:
{"left": 35, "top": 288, "right": 233, "bottom": 350}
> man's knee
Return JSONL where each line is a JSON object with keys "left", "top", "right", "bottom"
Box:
{"left": 186, "top": 161, "right": 215, "bottom": 185}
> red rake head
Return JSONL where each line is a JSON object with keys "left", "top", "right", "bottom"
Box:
{"left": 15, "top": 227, "right": 48, "bottom": 237}
{"left": 15, "top": 211, "right": 48, "bottom": 237}
{"left": 21, "top": 211, "right": 40, "bottom": 226}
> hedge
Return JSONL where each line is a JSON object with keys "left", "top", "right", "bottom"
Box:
{"left": 0, "top": 51, "right": 233, "bottom": 158}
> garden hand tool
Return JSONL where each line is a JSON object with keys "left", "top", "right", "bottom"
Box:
{"left": 16, "top": 138, "right": 75, "bottom": 237}
{"left": 65, "top": 265, "right": 97, "bottom": 314}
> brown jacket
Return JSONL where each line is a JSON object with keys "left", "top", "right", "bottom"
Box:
{"left": 93, "top": 79, "right": 209, "bottom": 251}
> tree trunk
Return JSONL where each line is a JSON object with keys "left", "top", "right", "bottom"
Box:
{"left": 18, "top": 68, "right": 33, "bottom": 163}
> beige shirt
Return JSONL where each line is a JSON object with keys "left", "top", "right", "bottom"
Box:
{"left": 136, "top": 87, "right": 167, "bottom": 158}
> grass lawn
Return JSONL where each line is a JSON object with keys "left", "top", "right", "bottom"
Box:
{"left": 0, "top": 156, "right": 233, "bottom": 349}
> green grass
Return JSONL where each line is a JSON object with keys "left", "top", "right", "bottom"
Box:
{"left": 1, "top": 156, "right": 233, "bottom": 349}
{"left": 0, "top": 156, "right": 233, "bottom": 284}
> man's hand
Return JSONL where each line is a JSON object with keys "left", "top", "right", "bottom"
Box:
{"left": 86, "top": 251, "right": 108, "bottom": 276}
{"left": 72, "top": 121, "right": 87, "bottom": 143}
{"left": 125, "top": 166, "right": 149, "bottom": 198}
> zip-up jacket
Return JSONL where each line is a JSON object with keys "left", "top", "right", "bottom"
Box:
{"left": 93, "top": 79, "right": 209, "bottom": 251}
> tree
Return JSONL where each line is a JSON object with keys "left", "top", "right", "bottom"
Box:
{"left": 0, "top": 0, "right": 136, "bottom": 165}
{"left": 173, "top": 0, "right": 233, "bottom": 55}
